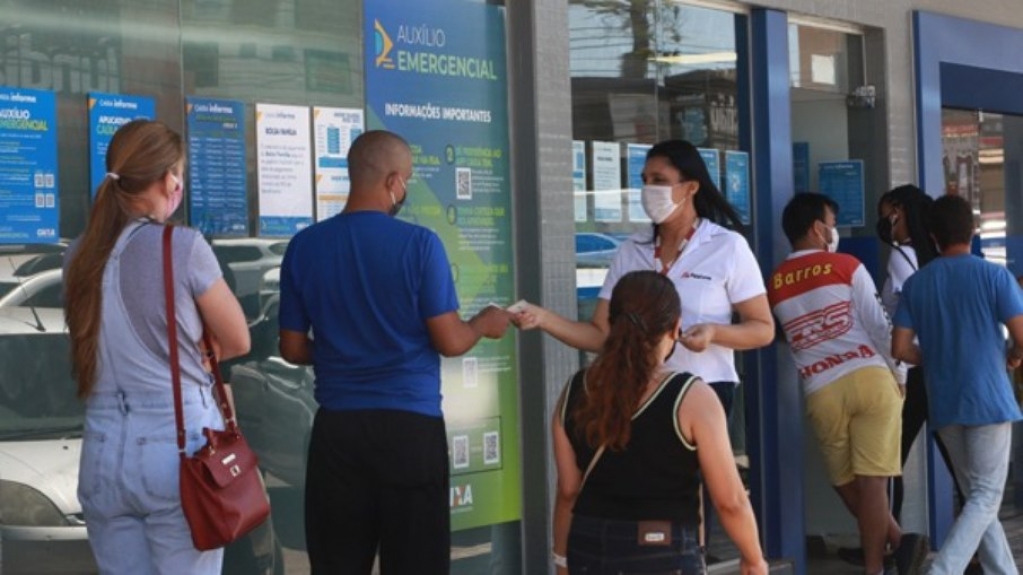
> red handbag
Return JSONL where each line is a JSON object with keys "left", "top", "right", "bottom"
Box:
{"left": 163, "top": 225, "right": 271, "bottom": 551}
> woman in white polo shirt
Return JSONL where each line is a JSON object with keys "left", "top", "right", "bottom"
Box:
{"left": 516, "top": 140, "right": 774, "bottom": 413}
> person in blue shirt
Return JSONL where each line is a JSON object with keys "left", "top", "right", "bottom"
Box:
{"left": 278, "top": 130, "right": 512, "bottom": 574}
{"left": 892, "top": 194, "right": 1023, "bottom": 575}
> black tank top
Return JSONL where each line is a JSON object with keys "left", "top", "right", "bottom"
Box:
{"left": 563, "top": 369, "right": 702, "bottom": 525}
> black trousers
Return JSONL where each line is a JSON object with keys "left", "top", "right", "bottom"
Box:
{"left": 305, "top": 408, "right": 450, "bottom": 575}
{"left": 891, "top": 367, "right": 963, "bottom": 521}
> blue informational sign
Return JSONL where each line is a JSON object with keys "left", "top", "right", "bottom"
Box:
{"left": 725, "top": 150, "right": 751, "bottom": 225}
{"left": 0, "top": 87, "right": 59, "bottom": 244}
{"left": 793, "top": 142, "right": 810, "bottom": 193}
{"left": 626, "top": 143, "right": 651, "bottom": 222}
{"left": 819, "top": 160, "right": 865, "bottom": 227}
{"left": 89, "top": 92, "right": 155, "bottom": 197}
{"left": 699, "top": 148, "right": 721, "bottom": 191}
{"left": 682, "top": 107, "right": 707, "bottom": 146}
{"left": 186, "top": 98, "right": 248, "bottom": 236}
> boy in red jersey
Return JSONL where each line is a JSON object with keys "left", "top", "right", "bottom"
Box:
{"left": 768, "top": 193, "right": 926, "bottom": 575}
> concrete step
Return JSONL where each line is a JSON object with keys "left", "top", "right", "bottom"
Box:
{"left": 708, "top": 558, "right": 794, "bottom": 575}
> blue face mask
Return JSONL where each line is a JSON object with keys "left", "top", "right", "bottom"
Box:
{"left": 389, "top": 178, "right": 407, "bottom": 217}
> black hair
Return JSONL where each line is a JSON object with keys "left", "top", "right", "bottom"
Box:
{"left": 927, "top": 194, "right": 974, "bottom": 250}
{"left": 878, "top": 184, "right": 939, "bottom": 267}
{"left": 646, "top": 140, "right": 744, "bottom": 231}
{"left": 781, "top": 192, "right": 839, "bottom": 247}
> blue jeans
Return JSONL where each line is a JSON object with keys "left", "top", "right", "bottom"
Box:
{"left": 80, "top": 389, "right": 224, "bottom": 575}
{"left": 928, "top": 423, "right": 1017, "bottom": 575}
{"left": 567, "top": 515, "right": 705, "bottom": 574}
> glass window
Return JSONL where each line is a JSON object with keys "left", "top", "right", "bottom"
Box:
{"left": 569, "top": 0, "right": 749, "bottom": 565}
{"left": 941, "top": 108, "right": 1022, "bottom": 269}
{"left": 1, "top": 1, "right": 522, "bottom": 572}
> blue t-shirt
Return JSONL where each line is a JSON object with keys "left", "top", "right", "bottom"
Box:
{"left": 893, "top": 254, "right": 1023, "bottom": 428}
{"left": 278, "top": 211, "right": 459, "bottom": 417}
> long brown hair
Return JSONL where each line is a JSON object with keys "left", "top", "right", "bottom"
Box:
{"left": 65, "top": 119, "right": 184, "bottom": 398}
{"left": 573, "top": 270, "right": 681, "bottom": 450}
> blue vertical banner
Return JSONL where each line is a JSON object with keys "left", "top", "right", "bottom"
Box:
{"left": 626, "top": 143, "right": 651, "bottom": 222}
{"left": 819, "top": 160, "right": 865, "bottom": 227}
{"left": 793, "top": 142, "right": 810, "bottom": 193}
{"left": 725, "top": 150, "right": 751, "bottom": 225}
{"left": 0, "top": 88, "right": 58, "bottom": 243}
{"left": 365, "top": 1, "right": 520, "bottom": 531}
{"left": 699, "top": 148, "right": 721, "bottom": 190}
{"left": 88, "top": 92, "right": 155, "bottom": 197}
{"left": 186, "top": 98, "right": 248, "bottom": 236}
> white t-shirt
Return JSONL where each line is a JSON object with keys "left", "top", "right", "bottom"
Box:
{"left": 880, "top": 245, "right": 918, "bottom": 319}
{"left": 598, "top": 220, "right": 767, "bottom": 383}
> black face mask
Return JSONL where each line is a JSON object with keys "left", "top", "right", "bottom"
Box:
{"left": 876, "top": 217, "right": 894, "bottom": 245}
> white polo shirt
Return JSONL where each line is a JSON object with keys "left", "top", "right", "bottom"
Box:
{"left": 598, "top": 220, "right": 767, "bottom": 383}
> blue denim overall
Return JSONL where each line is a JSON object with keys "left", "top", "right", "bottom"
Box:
{"left": 78, "top": 222, "right": 224, "bottom": 574}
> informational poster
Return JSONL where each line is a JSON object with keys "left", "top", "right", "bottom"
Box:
{"left": 0, "top": 87, "right": 58, "bottom": 243}
{"left": 365, "top": 0, "right": 520, "bottom": 530}
{"left": 255, "top": 104, "right": 313, "bottom": 236}
{"left": 819, "top": 160, "right": 865, "bottom": 227}
{"left": 725, "top": 150, "right": 751, "bottom": 225}
{"left": 186, "top": 98, "right": 248, "bottom": 236}
{"left": 88, "top": 92, "right": 155, "bottom": 197}
{"left": 313, "top": 107, "right": 364, "bottom": 221}
{"left": 793, "top": 142, "right": 810, "bottom": 193}
{"left": 591, "top": 141, "right": 622, "bottom": 223}
{"left": 626, "top": 143, "right": 651, "bottom": 223}
{"left": 572, "top": 140, "right": 587, "bottom": 222}
{"left": 699, "top": 148, "right": 721, "bottom": 191}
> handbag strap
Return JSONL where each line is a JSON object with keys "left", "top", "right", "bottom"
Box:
{"left": 162, "top": 226, "right": 238, "bottom": 456}
{"left": 580, "top": 444, "right": 606, "bottom": 491}
{"left": 576, "top": 371, "right": 682, "bottom": 493}
{"left": 163, "top": 225, "right": 188, "bottom": 454}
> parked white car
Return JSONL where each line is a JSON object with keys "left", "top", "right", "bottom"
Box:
{"left": 0, "top": 307, "right": 283, "bottom": 575}
{"left": 0, "top": 269, "right": 63, "bottom": 309}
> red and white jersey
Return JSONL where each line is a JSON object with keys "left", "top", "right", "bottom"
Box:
{"left": 767, "top": 249, "right": 905, "bottom": 396}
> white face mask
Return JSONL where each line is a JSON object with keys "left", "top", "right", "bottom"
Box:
{"left": 826, "top": 225, "right": 840, "bottom": 253}
{"left": 166, "top": 174, "right": 183, "bottom": 220}
{"left": 640, "top": 184, "right": 680, "bottom": 224}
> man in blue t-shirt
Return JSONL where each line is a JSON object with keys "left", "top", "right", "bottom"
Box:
{"left": 278, "top": 130, "right": 511, "bottom": 574}
{"left": 892, "top": 194, "right": 1023, "bottom": 575}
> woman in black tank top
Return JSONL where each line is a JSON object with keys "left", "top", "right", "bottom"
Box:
{"left": 551, "top": 271, "right": 766, "bottom": 575}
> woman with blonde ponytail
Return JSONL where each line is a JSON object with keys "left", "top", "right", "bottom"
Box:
{"left": 550, "top": 271, "right": 766, "bottom": 575}
{"left": 63, "top": 119, "right": 249, "bottom": 573}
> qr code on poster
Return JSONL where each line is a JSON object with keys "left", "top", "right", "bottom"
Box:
{"left": 483, "top": 431, "right": 500, "bottom": 465}
{"left": 456, "top": 167, "right": 472, "bottom": 200}
{"left": 452, "top": 435, "right": 470, "bottom": 469}
{"left": 462, "top": 357, "right": 478, "bottom": 388}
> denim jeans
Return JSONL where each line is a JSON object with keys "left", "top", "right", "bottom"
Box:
{"left": 567, "top": 515, "right": 705, "bottom": 575}
{"left": 80, "top": 389, "right": 224, "bottom": 575}
{"left": 928, "top": 423, "right": 1017, "bottom": 575}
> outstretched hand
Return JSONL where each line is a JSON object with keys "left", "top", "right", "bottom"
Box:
{"left": 471, "top": 306, "right": 513, "bottom": 339}
{"left": 510, "top": 301, "right": 545, "bottom": 331}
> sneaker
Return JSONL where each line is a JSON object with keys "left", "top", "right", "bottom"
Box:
{"left": 892, "top": 533, "right": 929, "bottom": 575}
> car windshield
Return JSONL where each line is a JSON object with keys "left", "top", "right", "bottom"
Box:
{"left": 0, "top": 281, "right": 16, "bottom": 300}
{"left": 0, "top": 327, "right": 84, "bottom": 440}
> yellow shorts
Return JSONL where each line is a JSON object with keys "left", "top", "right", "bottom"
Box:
{"left": 805, "top": 365, "right": 903, "bottom": 486}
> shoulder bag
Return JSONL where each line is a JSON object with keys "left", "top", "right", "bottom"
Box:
{"left": 163, "top": 225, "right": 271, "bottom": 551}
